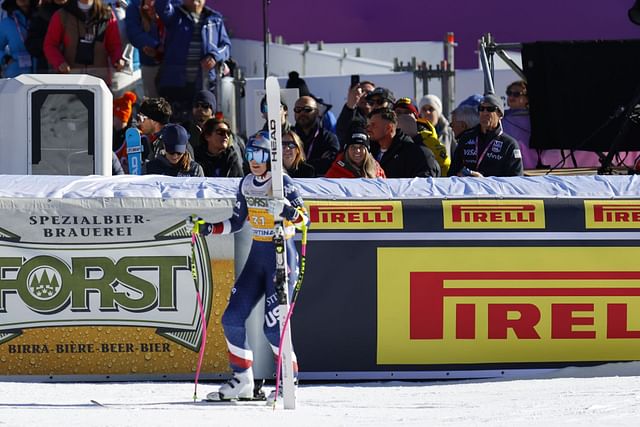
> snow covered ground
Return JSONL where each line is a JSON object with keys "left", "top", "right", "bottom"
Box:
{"left": 3, "top": 363, "right": 640, "bottom": 426}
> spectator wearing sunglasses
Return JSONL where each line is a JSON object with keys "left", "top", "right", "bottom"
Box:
{"left": 325, "top": 126, "right": 386, "bottom": 179}
{"left": 145, "top": 123, "right": 204, "bottom": 176}
{"left": 293, "top": 95, "right": 340, "bottom": 176}
{"left": 335, "top": 79, "right": 376, "bottom": 148}
{"left": 502, "top": 80, "right": 538, "bottom": 169}
{"left": 183, "top": 89, "right": 216, "bottom": 149}
{"left": 137, "top": 96, "right": 182, "bottom": 161}
{"left": 367, "top": 108, "right": 440, "bottom": 178}
{"left": 194, "top": 117, "right": 243, "bottom": 177}
{"left": 418, "top": 94, "right": 456, "bottom": 159}
{"left": 448, "top": 93, "right": 523, "bottom": 177}
{"left": 282, "top": 130, "right": 315, "bottom": 178}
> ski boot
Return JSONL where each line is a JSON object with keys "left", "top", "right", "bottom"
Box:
{"left": 207, "top": 370, "right": 254, "bottom": 401}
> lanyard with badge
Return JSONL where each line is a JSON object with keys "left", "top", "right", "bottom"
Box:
{"left": 474, "top": 130, "right": 503, "bottom": 170}
{"left": 75, "top": 18, "right": 97, "bottom": 65}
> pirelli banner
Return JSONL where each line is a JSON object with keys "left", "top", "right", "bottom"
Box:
{"left": 0, "top": 197, "right": 235, "bottom": 380}
{"left": 294, "top": 198, "right": 640, "bottom": 379}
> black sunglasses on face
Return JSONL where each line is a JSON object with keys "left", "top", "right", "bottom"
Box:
{"left": 293, "top": 106, "right": 315, "bottom": 114}
{"left": 506, "top": 90, "right": 525, "bottom": 97}
{"left": 215, "top": 128, "right": 231, "bottom": 137}
{"left": 478, "top": 105, "right": 499, "bottom": 113}
{"left": 282, "top": 141, "right": 297, "bottom": 150}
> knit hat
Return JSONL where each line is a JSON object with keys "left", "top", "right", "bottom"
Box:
{"left": 418, "top": 94, "right": 443, "bottom": 116}
{"left": 394, "top": 97, "right": 419, "bottom": 117}
{"left": 193, "top": 90, "right": 217, "bottom": 111}
{"left": 161, "top": 124, "right": 190, "bottom": 153}
{"left": 286, "top": 71, "right": 311, "bottom": 97}
{"left": 480, "top": 93, "right": 504, "bottom": 115}
{"left": 345, "top": 127, "right": 370, "bottom": 151}
{"left": 113, "top": 91, "right": 137, "bottom": 123}
{"left": 366, "top": 87, "right": 395, "bottom": 104}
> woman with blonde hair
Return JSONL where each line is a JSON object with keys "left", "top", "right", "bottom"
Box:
{"left": 325, "top": 126, "right": 386, "bottom": 178}
{"left": 282, "top": 129, "right": 315, "bottom": 178}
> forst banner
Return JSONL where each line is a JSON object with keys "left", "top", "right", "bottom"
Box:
{"left": 0, "top": 198, "right": 234, "bottom": 379}
{"left": 293, "top": 198, "right": 640, "bottom": 377}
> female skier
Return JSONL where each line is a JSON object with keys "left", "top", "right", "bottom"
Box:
{"left": 194, "top": 130, "right": 308, "bottom": 401}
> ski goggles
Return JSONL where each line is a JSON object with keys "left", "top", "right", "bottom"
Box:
{"left": 245, "top": 147, "right": 270, "bottom": 164}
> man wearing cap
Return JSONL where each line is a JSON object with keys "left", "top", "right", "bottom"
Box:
{"left": 325, "top": 127, "right": 386, "bottom": 178}
{"left": 144, "top": 124, "right": 204, "bottom": 176}
{"left": 293, "top": 95, "right": 340, "bottom": 176}
{"left": 367, "top": 108, "right": 440, "bottom": 178}
{"left": 448, "top": 93, "right": 523, "bottom": 177}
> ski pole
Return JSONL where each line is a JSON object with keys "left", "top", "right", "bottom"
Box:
{"left": 189, "top": 217, "right": 208, "bottom": 402}
{"left": 273, "top": 219, "right": 309, "bottom": 408}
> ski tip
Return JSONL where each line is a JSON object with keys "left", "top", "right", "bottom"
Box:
{"left": 90, "top": 399, "right": 105, "bottom": 407}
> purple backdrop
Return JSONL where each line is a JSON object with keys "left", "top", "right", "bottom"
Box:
{"left": 210, "top": 0, "right": 640, "bottom": 69}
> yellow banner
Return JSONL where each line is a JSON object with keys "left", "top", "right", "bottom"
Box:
{"left": 306, "top": 200, "right": 403, "bottom": 230}
{"left": 585, "top": 200, "right": 640, "bottom": 228}
{"left": 442, "top": 200, "right": 545, "bottom": 229}
{"left": 377, "top": 247, "right": 640, "bottom": 365}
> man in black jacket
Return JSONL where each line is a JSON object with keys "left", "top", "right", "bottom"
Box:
{"left": 293, "top": 95, "right": 340, "bottom": 176}
{"left": 448, "top": 94, "right": 523, "bottom": 177}
{"left": 367, "top": 108, "right": 440, "bottom": 178}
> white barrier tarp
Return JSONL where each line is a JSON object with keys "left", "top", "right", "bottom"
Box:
{"left": 1, "top": 174, "right": 640, "bottom": 200}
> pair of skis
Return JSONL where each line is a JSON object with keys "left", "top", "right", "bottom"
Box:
{"left": 265, "top": 76, "right": 297, "bottom": 410}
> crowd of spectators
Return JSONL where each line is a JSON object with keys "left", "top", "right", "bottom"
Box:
{"left": 0, "top": 0, "right": 529, "bottom": 179}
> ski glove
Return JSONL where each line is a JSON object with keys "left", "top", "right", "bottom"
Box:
{"left": 270, "top": 198, "right": 300, "bottom": 222}
{"left": 186, "top": 215, "right": 214, "bottom": 236}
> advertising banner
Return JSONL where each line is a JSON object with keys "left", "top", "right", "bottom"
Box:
{"left": 4, "top": 189, "right": 640, "bottom": 381}
{"left": 0, "top": 198, "right": 234, "bottom": 379}
{"left": 293, "top": 198, "right": 640, "bottom": 379}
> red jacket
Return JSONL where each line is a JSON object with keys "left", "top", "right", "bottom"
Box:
{"left": 325, "top": 152, "right": 386, "bottom": 178}
{"left": 44, "top": 8, "right": 122, "bottom": 85}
